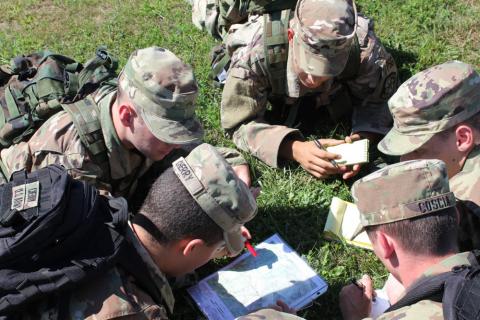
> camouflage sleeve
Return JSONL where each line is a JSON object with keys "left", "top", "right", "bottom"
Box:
{"left": 368, "top": 300, "right": 443, "bottom": 319}
{"left": 236, "top": 309, "right": 305, "bottom": 320}
{"left": 347, "top": 16, "right": 398, "bottom": 136}
{"left": 0, "top": 111, "right": 112, "bottom": 193}
{"left": 215, "top": 146, "right": 247, "bottom": 167}
{"left": 221, "top": 37, "right": 301, "bottom": 168}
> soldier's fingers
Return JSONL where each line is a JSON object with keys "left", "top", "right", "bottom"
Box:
{"left": 319, "top": 138, "right": 345, "bottom": 147}
{"left": 310, "top": 148, "right": 342, "bottom": 161}
{"left": 360, "top": 274, "right": 374, "bottom": 301}
{"left": 342, "top": 164, "right": 361, "bottom": 180}
{"left": 309, "top": 158, "right": 346, "bottom": 174}
{"left": 276, "top": 300, "right": 296, "bottom": 314}
{"left": 346, "top": 134, "right": 361, "bottom": 143}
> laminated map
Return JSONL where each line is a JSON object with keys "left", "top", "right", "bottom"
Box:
{"left": 188, "top": 234, "right": 328, "bottom": 320}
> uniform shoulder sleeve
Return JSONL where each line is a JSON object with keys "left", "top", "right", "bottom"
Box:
{"left": 348, "top": 15, "right": 399, "bottom": 102}
{"left": 221, "top": 17, "right": 271, "bottom": 132}
{"left": 373, "top": 300, "right": 443, "bottom": 320}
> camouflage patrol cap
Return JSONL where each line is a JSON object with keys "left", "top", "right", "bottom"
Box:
{"left": 119, "top": 46, "right": 204, "bottom": 145}
{"left": 172, "top": 143, "right": 257, "bottom": 255}
{"left": 379, "top": 61, "right": 480, "bottom": 156}
{"left": 292, "top": 0, "right": 357, "bottom": 77}
{"left": 351, "top": 159, "right": 456, "bottom": 236}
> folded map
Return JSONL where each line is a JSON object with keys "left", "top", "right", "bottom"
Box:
{"left": 188, "top": 234, "right": 328, "bottom": 320}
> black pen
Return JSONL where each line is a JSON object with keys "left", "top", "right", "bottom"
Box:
{"left": 313, "top": 139, "right": 339, "bottom": 168}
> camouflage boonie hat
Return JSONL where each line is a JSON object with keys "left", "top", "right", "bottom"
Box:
{"left": 119, "top": 46, "right": 204, "bottom": 145}
{"left": 292, "top": 0, "right": 357, "bottom": 77}
{"left": 172, "top": 143, "right": 257, "bottom": 255}
{"left": 379, "top": 61, "right": 480, "bottom": 156}
{"left": 351, "top": 159, "right": 456, "bottom": 237}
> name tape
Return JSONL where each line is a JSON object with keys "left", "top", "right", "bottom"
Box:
{"left": 11, "top": 181, "right": 40, "bottom": 211}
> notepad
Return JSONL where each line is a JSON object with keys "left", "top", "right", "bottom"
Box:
{"left": 323, "top": 197, "right": 372, "bottom": 250}
{"left": 326, "top": 139, "right": 369, "bottom": 166}
{"left": 188, "top": 234, "right": 328, "bottom": 320}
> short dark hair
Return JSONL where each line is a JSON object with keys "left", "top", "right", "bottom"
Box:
{"left": 131, "top": 167, "right": 223, "bottom": 246}
{"left": 438, "top": 111, "right": 480, "bottom": 138}
{"left": 366, "top": 207, "right": 458, "bottom": 256}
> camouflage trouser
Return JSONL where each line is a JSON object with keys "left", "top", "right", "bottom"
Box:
{"left": 0, "top": 171, "right": 7, "bottom": 185}
{"left": 191, "top": 0, "right": 221, "bottom": 38}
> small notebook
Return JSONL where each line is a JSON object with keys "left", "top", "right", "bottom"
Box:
{"left": 326, "top": 139, "right": 369, "bottom": 166}
{"left": 323, "top": 197, "right": 372, "bottom": 250}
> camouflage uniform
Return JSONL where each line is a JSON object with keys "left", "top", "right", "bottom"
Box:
{"left": 221, "top": 0, "right": 398, "bottom": 167}
{"left": 378, "top": 60, "right": 480, "bottom": 249}
{"left": 350, "top": 159, "right": 476, "bottom": 319}
{"left": 371, "top": 252, "right": 477, "bottom": 320}
{"left": 0, "top": 47, "right": 245, "bottom": 197}
{"left": 21, "top": 143, "right": 258, "bottom": 319}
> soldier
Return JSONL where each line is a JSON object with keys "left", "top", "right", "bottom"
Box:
{"left": 339, "top": 159, "right": 478, "bottom": 319}
{"left": 19, "top": 144, "right": 256, "bottom": 319}
{"left": 190, "top": 0, "right": 297, "bottom": 40}
{"left": 220, "top": 0, "right": 398, "bottom": 179}
{"left": 0, "top": 47, "right": 249, "bottom": 198}
{"left": 377, "top": 61, "right": 480, "bottom": 250}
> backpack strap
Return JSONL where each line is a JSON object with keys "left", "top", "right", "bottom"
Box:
{"left": 62, "top": 96, "right": 110, "bottom": 182}
{"left": 386, "top": 262, "right": 480, "bottom": 320}
{"left": 263, "top": 9, "right": 290, "bottom": 97}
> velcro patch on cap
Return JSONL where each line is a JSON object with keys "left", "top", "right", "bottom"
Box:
{"left": 11, "top": 181, "right": 40, "bottom": 211}
{"left": 173, "top": 158, "right": 204, "bottom": 196}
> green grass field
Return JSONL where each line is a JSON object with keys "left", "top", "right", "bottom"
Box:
{"left": 1, "top": 0, "right": 479, "bottom": 318}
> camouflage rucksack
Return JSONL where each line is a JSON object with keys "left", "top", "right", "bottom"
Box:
{"left": 0, "top": 47, "right": 118, "bottom": 179}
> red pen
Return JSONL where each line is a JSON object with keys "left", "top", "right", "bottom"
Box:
{"left": 245, "top": 240, "right": 257, "bottom": 257}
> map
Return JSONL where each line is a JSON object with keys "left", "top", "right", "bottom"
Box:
{"left": 188, "top": 234, "right": 328, "bottom": 320}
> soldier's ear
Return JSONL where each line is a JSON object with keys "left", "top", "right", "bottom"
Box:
{"left": 455, "top": 125, "right": 474, "bottom": 153}
{"left": 287, "top": 28, "right": 295, "bottom": 43}
{"left": 182, "top": 238, "right": 206, "bottom": 256}
{"left": 118, "top": 104, "right": 136, "bottom": 127}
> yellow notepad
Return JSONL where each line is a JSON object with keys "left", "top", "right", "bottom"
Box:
{"left": 323, "top": 197, "right": 372, "bottom": 250}
{"left": 326, "top": 139, "right": 369, "bottom": 166}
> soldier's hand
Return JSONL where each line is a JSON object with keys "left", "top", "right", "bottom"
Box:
{"left": 232, "top": 164, "right": 252, "bottom": 187}
{"left": 339, "top": 275, "right": 373, "bottom": 320}
{"left": 286, "top": 139, "right": 348, "bottom": 179}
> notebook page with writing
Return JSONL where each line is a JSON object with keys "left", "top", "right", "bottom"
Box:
{"left": 326, "top": 139, "right": 369, "bottom": 166}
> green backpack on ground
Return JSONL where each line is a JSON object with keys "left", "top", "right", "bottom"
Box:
{"left": 0, "top": 47, "right": 118, "bottom": 178}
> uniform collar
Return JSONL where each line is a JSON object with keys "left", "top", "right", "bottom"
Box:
{"left": 126, "top": 222, "right": 175, "bottom": 314}
{"left": 98, "top": 91, "right": 145, "bottom": 180}
{"left": 450, "top": 144, "right": 480, "bottom": 203}
{"left": 420, "top": 251, "right": 476, "bottom": 278}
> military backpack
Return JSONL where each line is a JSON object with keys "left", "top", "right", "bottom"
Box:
{"left": 0, "top": 47, "right": 118, "bottom": 180}
{"left": 0, "top": 165, "right": 165, "bottom": 318}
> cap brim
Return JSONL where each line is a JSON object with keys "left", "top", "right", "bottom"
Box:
{"left": 225, "top": 228, "right": 244, "bottom": 256}
{"left": 292, "top": 33, "right": 349, "bottom": 77}
{"left": 139, "top": 107, "right": 204, "bottom": 145}
{"left": 378, "top": 127, "right": 434, "bottom": 156}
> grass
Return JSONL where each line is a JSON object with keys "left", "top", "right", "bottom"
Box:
{"left": 1, "top": 0, "right": 479, "bottom": 319}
